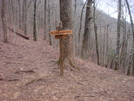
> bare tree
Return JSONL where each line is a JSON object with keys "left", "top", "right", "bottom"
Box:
{"left": 1, "top": 0, "right": 8, "bottom": 42}
{"left": 23, "top": 0, "right": 27, "bottom": 35}
{"left": 60, "top": 0, "right": 79, "bottom": 75}
{"left": 48, "top": 0, "right": 52, "bottom": 45}
{"left": 115, "top": 0, "right": 121, "bottom": 70}
{"left": 93, "top": 0, "right": 100, "bottom": 65}
{"left": 33, "top": 0, "right": 37, "bottom": 41}
{"left": 44, "top": 0, "right": 46, "bottom": 40}
{"left": 81, "top": 0, "right": 93, "bottom": 59}
{"left": 125, "top": 0, "right": 134, "bottom": 75}
{"left": 120, "top": 19, "right": 128, "bottom": 73}
{"left": 18, "top": 0, "right": 21, "bottom": 28}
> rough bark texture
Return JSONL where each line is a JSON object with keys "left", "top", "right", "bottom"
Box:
{"left": 115, "top": 0, "right": 121, "bottom": 70}
{"left": 125, "top": 0, "right": 134, "bottom": 75}
{"left": 60, "top": 0, "right": 79, "bottom": 75}
{"left": 81, "top": 0, "right": 92, "bottom": 59}
{"left": 1, "top": 0, "right": 8, "bottom": 43}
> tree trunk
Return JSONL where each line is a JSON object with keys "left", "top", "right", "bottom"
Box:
{"left": 11, "top": 0, "right": 16, "bottom": 33}
{"left": 33, "top": 0, "right": 37, "bottom": 41}
{"left": 23, "top": 0, "right": 27, "bottom": 35}
{"left": 106, "top": 24, "right": 109, "bottom": 67}
{"left": 48, "top": 0, "right": 52, "bottom": 45}
{"left": 120, "top": 18, "right": 127, "bottom": 73}
{"left": 81, "top": 0, "right": 92, "bottom": 59}
{"left": 77, "top": 1, "right": 87, "bottom": 56}
{"left": 18, "top": 0, "right": 21, "bottom": 28}
{"left": 60, "top": 0, "right": 79, "bottom": 75}
{"left": 1, "top": 0, "right": 8, "bottom": 43}
{"left": 125, "top": 0, "right": 134, "bottom": 75}
{"left": 44, "top": 0, "right": 46, "bottom": 40}
{"left": 93, "top": 0, "right": 100, "bottom": 65}
{"left": 115, "top": 0, "right": 121, "bottom": 70}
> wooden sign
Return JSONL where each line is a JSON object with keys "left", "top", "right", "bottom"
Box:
{"left": 50, "top": 30, "right": 72, "bottom": 35}
{"left": 55, "top": 35, "right": 67, "bottom": 39}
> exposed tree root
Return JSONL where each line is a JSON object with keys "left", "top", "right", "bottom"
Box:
{"left": 69, "top": 59, "right": 80, "bottom": 70}
{"left": 8, "top": 79, "right": 19, "bottom": 81}
{"left": 23, "top": 78, "right": 43, "bottom": 86}
{"left": 15, "top": 70, "right": 35, "bottom": 74}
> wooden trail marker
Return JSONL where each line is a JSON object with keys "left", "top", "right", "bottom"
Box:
{"left": 50, "top": 23, "right": 72, "bottom": 75}
{"left": 50, "top": 30, "right": 72, "bottom": 39}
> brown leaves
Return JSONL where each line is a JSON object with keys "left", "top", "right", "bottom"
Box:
{"left": 0, "top": 29, "right": 134, "bottom": 101}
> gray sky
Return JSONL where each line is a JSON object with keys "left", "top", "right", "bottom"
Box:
{"left": 83, "top": 0, "right": 134, "bottom": 22}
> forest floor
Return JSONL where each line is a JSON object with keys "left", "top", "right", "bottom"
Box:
{"left": 0, "top": 29, "right": 134, "bottom": 101}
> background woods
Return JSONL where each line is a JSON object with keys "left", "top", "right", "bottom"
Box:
{"left": 0, "top": 0, "right": 134, "bottom": 75}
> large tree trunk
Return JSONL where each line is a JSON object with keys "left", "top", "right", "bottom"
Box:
{"left": 77, "top": 1, "right": 87, "bottom": 56}
{"left": 60, "top": 0, "right": 79, "bottom": 75}
{"left": 1, "top": 0, "right": 8, "bottom": 42}
{"left": 125, "top": 0, "right": 134, "bottom": 75}
{"left": 120, "top": 19, "right": 128, "bottom": 73}
{"left": 81, "top": 0, "right": 92, "bottom": 59}
{"left": 115, "top": 0, "right": 121, "bottom": 70}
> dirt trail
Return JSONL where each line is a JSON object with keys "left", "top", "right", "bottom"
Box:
{"left": 0, "top": 32, "right": 134, "bottom": 101}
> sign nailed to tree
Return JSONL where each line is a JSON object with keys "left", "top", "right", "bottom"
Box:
{"left": 50, "top": 22, "right": 73, "bottom": 75}
{"left": 50, "top": 30, "right": 72, "bottom": 35}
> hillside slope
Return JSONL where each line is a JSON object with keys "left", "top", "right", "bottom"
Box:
{"left": 0, "top": 30, "right": 134, "bottom": 101}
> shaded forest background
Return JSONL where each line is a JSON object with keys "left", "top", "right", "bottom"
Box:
{"left": 0, "top": 0, "right": 134, "bottom": 75}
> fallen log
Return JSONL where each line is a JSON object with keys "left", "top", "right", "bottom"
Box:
{"left": 8, "top": 27, "right": 29, "bottom": 40}
{"left": 16, "top": 32, "right": 29, "bottom": 40}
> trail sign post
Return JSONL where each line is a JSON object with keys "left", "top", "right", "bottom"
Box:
{"left": 50, "top": 30, "right": 72, "bottom": 39}
{"left": 50, "top": 23, "right": 72, "bottom": 75}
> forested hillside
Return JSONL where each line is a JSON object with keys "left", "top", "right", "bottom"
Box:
{"left": 1, "top": 0, "right": 133, "bottom": 75}
{"left": 0, "top": 24, "right": 134, "bottom": 101}
{"left": 0, "top": 0, "right": 134, "bottom": 100}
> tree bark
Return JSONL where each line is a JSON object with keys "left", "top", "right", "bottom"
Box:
{"left": 115, "top": 0, "right": 121, "bottom": 70}
{"left": 120, "top": 19, "right": 127, "bottom": 73}
{"left": 77, "top": 1, "right": 87, "bottom": 56}
{"left": 60, "top": 0, "right": 79, "bottom": 75}
{"left": 93, "top": 0, "right": 100, "bottom": 65}
{"left": 18, "top": 0, "right": 21, "bottom": 28}
{"left": 44, "top": 0, "right": 46, "bottom": 40}
{"left": 125, "top": 0, "right": 134, "bottom": 75}
{"left": 81, "top": 0, "right": 92, "bottom": 59}
{"left": 1, "top": 0, "right": 8, "bottom": 43}
{"left": 48, "top": 0, "right": 52, "bottom": 45}
{"left": 33, "top": 0, "right": 37, "bottom": 41}
{"left": 78, "top": 1, "right": 87, "bottom": 43}
{"left": 23, "top": 0, "right": 27, "bottom": 35}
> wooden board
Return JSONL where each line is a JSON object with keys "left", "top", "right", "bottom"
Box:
{"left": 50, "top": 30, "right": 72, "bottom": 35}
{"left": 55, "top": 35, "right": 67, "bottom": 39}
